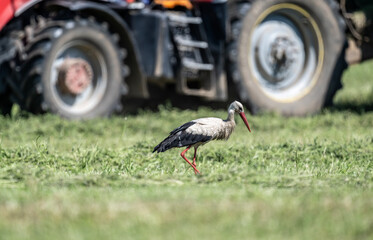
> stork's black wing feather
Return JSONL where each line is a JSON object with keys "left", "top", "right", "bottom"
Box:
{"left": 169, "top": 121, "right": 196, "bottom": 135}
{"left": 153, "top": 121, "right": 212, "bottom": 153}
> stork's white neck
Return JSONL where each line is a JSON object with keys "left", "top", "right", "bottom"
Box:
{"left": 226, "top": 109, "right": 235, "bottom": 122}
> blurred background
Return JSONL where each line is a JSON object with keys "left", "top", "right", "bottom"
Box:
{"left": 1, "top": 0, "right": 373, "bottom": 118}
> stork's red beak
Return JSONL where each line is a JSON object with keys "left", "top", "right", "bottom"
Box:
{"left": 239, "top": 112, "right": 251, "bottom": 132}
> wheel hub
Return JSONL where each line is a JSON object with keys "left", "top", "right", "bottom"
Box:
{"left": 57, "top": 58, "right": 93, "bottom": 95}
{"left": 268, "top": 36, "right": 300, "bottom": 83}
{"left": 254, "top": 22, "right": 305, "bottom": 88}
{"left": 249, "top": 6, "right": 323, "bottom": 103}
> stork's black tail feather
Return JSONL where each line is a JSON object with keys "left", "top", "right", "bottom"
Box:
{"left": 153, "top": 134, "right": 181, "bottom": 153}
{"left": 153, "top": 121, "right": 212, "bottom": 153}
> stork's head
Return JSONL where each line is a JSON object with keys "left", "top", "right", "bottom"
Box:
{"left": 229, "top": 101, "right": 244, "bottom": 113}
{"left": 229, "top": 101, "right": 251, "bottom": 132}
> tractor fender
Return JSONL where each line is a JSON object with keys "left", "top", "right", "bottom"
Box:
{"left": 46, "top": 0, "right": 149, "bottom": 98}
{"left": 14, "top": 0, "right": 43, "bottom": 17}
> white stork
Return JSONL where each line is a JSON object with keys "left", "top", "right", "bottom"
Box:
{"left": 153, "top": 101, "right": 251, "bottom": 174}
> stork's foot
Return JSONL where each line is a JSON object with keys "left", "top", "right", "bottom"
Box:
{"left": 192, "top": 158, "right": 199, "bottom": 174}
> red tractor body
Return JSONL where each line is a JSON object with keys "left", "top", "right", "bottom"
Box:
{"left": 0, "top": 0, "right": 40, "bottom": 29}
{"left": 0, "top": 0, "right": 15, "bottom": 31}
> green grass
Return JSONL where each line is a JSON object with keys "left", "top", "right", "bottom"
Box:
{"left": 1, "top": 61, "right": 373, "bottom": 240}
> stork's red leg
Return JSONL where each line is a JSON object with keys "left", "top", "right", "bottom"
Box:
{"left": 180, "top": 146, "right": 200, "bottom": 174}
{"left": 193, "top": 148, "right": 197, "bottom": 167}
{"left": 192, "top": 148, "right": 198, "bottom": 174}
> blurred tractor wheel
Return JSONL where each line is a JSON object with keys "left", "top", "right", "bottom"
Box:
{"left": 228, "top": 0, "right": 347, "bottom": 116}
{"left": 20, "top": 18, "right": 127, "bottom": 119}
{"left": 0, "top": 92, "right": 12, "bottom": 116}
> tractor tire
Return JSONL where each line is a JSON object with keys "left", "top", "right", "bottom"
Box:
{"left": 228, "top": 0, "right": 347, "bottom": 116}
{"left": 20, "top": 18, "right": 127, "bottom": 119}
{"left": 0, "top": 92, "right": 12, "bottom": 116}
{"left": 0, "top": 65, "right": 14, "bottom": 116}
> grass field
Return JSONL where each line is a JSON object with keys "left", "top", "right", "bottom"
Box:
{"left": 1, "top": 61, "right": 373, "bottom": 240}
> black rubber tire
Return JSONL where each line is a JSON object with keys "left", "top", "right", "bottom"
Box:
{"left": 0, "top": 65, "right": 13, "bottom": 116}
{"left": 228, "top": 0, "right": 347, "bottom": 116}
{"left": 0, "top": 92, "right": 12, "bottom": 116}
{"left": 20, "top": 18, "right": 126, "bottom": 119}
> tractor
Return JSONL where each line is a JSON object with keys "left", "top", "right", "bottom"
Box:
{"left": 0, "top": 0, "right": 372, "bottom": 119}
